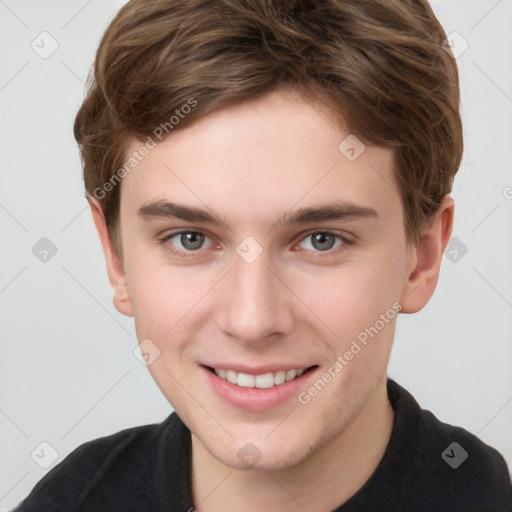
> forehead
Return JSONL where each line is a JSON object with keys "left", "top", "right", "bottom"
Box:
{"left": 120, "top": 90, "right": 400, "bottom": 227}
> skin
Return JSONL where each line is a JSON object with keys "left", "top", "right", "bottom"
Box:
{"left": 89, "top": 88, "right": 454, "bottom": 511}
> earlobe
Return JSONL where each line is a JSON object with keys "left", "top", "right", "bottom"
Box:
{"left": 400, "top": 196, "right": 454, "bottom": 314}
{"left": 88, "top": 196, "right": 133, "bottom": 318}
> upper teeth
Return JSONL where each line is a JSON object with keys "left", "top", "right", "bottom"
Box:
{"left": 214, "top": 368, "right": 305, "bottom": 389}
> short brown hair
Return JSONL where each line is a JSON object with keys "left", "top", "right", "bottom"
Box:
{"left": 74, "top": 0, "right": 463, "bottom": 254}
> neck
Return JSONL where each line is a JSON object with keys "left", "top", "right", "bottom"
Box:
{"left": 190, "top": 382, "right": 394, "bottom": 512}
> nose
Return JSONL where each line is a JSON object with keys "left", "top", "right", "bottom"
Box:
{"left": 216, "top": 249, "right": 294, "bottom": 345}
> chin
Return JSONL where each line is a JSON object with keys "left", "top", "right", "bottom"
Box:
{"left": 216, "top": 444, "right": 311, "bottom": 473}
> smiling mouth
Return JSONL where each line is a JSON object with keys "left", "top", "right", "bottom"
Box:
{"left": 204, "top": 365, "right": 318, "bottom": 389}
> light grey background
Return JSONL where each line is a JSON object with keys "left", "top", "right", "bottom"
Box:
{"left": 1, "top": 0, "right": 511, "bottom": 509}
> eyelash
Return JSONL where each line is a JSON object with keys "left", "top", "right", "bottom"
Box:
{"left": 157, "top": 230, "right": 352, "bottom": 260}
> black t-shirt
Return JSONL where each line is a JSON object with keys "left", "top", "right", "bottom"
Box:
{"left": 15, "top": 380, "right": 512, "bottom": 511}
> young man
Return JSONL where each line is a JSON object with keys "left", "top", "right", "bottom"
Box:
{"left": 16, "top": 0, "right": 512, "bottom": 510}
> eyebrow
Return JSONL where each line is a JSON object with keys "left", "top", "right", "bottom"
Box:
{"left": 136, "top": 200, "right": 379, "bottom": 229}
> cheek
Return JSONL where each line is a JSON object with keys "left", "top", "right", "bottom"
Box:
{"left": 124, "top": 248, "right": 225, "bottom": 350}
{"left": 123, "top": 248, "right": 195, "bottom": 338}
{"left": 297, "top": 248, "right": 405, "bottom": 344}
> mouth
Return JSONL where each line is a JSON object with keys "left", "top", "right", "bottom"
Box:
{"left": 200, "top": 359, "right": 320, "bottom": 410}
{"left": 203, "top": 365, "right": 318, "bottom": 389}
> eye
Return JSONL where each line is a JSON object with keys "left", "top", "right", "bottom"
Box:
{"left": 162, "top": 231, "right": 214, "bottom": 254}
{"left": 297, "top": 232, "right": 346, "bottom": 252}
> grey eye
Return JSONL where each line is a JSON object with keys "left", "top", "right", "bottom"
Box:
{"left": 179, "top": 232, "right": 206, "bottom": 250}
{"left": 298, "top": 232, "right": 344, "bottom": 252}
{"left": 311, "top": 233, "right": 336, "bottom": 251}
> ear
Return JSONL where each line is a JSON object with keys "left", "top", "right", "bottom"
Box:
{"left": 400, "top": 195, "right": 454, "bottom": 314}
{"left": 88, "top": 196, "right": 133, "bottom": 317}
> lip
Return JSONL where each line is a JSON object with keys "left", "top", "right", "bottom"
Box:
{"left": 200, "top": 364, "right": 318, "bottom": 411}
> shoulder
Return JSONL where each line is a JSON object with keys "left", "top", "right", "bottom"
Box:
{"left": 417, "top": 409, "right": 511, "bottom": 509}
{"left": 389, "top": 380, "right": 512, "bottom": 511}
{"left": 14, "top": 413, "right": 178, "bottom": 512}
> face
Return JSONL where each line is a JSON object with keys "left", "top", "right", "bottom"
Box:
{"left": 108, "top": 89, "right": 421, "bottom": 470}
